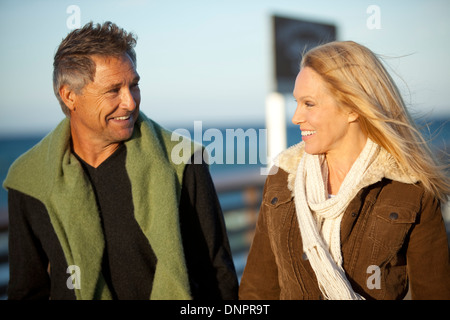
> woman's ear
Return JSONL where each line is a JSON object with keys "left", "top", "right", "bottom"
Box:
{"left": 59, "top": 85, "right": 77, "bottom": 112}
{"left": 348, "top": 110, "right": 359, "bottom": 123}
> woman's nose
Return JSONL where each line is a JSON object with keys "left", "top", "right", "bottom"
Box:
{"left": 291, "top": 105, "right": 305, "bottom": 125}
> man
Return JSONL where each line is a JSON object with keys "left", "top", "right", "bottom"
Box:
{"left": 3, "top": 21, "right": 238, "bottom": 300}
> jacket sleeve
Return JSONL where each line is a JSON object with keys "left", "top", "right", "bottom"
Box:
{"left": 406, "top": 190, "right": 450, "bottom": 299}
{"left": 239, "top": 177, "right": 281, "bottom": 300}
{"left": 7, "top": 189, "right": 51, "bottom": 300}
{"left": 179, "top": 156, "right": 239, "bottom": 300}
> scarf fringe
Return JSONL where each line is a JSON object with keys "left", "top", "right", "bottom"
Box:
{"left": 305, "top": 245, "right": 364, "bottom": 300}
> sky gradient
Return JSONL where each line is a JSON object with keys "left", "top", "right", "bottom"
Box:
{"left": 1, "top": 0, "right": 449, "bottom": 136}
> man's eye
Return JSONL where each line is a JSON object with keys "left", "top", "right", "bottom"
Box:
{"left": 305, "top": 102, "right": 315, "bottom": 107}
{"left": 106, "top": 87, "right": 120, "bottom": 94}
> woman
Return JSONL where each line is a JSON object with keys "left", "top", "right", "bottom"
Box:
{"left": 239, "top": 41, "right": 450, "bottom": 300}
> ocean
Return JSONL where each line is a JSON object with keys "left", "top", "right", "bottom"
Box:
{"left": 1, "top": 117, "right": 449, "bottom": 210}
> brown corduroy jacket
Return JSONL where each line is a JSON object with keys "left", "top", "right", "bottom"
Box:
{"left": 239, "top": 143, "right": 450, "bottom": 300}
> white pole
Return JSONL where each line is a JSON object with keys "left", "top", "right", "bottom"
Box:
{"left": 264, "top": 92, "right": 287, "bottom": 174}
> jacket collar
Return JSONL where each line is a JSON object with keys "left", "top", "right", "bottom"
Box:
{"left": 274, "top": 141, "right": 417, "bottom": 196}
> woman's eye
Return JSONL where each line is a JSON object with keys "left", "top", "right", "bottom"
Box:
{"left": 305, "top": 102, "right": 315, "bottom": 107}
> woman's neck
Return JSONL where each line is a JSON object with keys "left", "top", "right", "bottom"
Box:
{"left": 325, "top": 134, "right": 368, "bottom": 195}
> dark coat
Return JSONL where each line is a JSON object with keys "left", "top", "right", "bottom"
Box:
{"left": 7, "top": 148, "right": 238, "bottom": 300}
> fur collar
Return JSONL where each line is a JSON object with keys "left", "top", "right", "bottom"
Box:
{"left": 274, "top": 141, "right": 418, "bottom": 196}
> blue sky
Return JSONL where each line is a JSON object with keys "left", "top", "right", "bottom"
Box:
{"left": 1, "top": 0, "right": 449, "bottom": 136}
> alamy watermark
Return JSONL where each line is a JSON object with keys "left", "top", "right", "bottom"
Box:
{"left": 170, "top": 121, "right": 275, "bottom": 175}
{"left": 366, "top": 265, "right": 381, "bottom": 289}
{"left": 66, "top": 265, "right": 81, "bottom": 290}
{"left": 66, "top": 5, "right": 81, "bottom": 30}
{"left": 367, "top": 5, "right": 381, "bottom": 30}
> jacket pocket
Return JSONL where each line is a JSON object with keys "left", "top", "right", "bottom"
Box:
{"left": 263, "top": 187, "right": 294, "bottom": 231}
{"left": 369, "top": 205, "right": 417, "bottom": 251}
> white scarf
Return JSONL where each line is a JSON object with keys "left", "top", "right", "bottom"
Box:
{"left": 293, "top": 138, "right": 379, "bottom": 300}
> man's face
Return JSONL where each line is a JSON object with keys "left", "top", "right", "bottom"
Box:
{"left": 70, "top": 54, "right": 141, "bottom": 147}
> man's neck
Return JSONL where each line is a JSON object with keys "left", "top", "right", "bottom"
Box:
{"left": 71, "top": 135, "right": 121, "bottom": 168}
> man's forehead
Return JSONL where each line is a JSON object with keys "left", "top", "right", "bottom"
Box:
{"left": 91, "top": 54, "right": 138, "bottom": 83}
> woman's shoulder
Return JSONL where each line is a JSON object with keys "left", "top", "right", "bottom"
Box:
{"left": 273, "top": 142, "right": 305, "bottom": 175}
{"left": 266, "top": 142, "right": 305, "bottom": 195}
{"left": 371, "top": 179, "right": 443, "bottom": 225}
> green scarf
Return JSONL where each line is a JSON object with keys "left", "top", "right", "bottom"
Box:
{"left": 4, "top": 112, "right": 201, "bottom": 300}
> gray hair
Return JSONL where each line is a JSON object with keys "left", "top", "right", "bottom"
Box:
{"left": 53, "top": 21, "right": 137, "bottom": 116}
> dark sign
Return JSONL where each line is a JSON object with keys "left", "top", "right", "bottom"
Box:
{"left": 272, "top": 15, "right": 336, "bottom": 93}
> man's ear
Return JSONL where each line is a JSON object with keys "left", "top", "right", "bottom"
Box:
{"left": 59, "top": 85, "right": 77, "bottom": 112}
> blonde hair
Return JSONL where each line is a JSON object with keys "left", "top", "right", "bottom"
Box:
{"left": 301, "top": 41, "right": 449, "bottom": 202}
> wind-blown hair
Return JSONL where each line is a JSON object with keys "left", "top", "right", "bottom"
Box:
{"left": 53, "top": 21, "right": 137, "bottom": 116}
{"left": 301, "top": 41, "right": 449, "bottom": 202}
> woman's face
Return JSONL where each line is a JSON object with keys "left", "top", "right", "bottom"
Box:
{"left": 292, "top": 67, "right": 359, "bottom": 156}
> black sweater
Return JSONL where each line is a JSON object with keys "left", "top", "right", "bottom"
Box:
{"left": 7, "top": 145, "right": 238, "bottom": 300}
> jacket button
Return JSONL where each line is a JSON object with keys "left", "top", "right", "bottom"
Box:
{"left": 389, "top": 212, "right": 399, "bottom": 220}
{"left": 271, "top": 197, "right": 278, "bottom": 205}
{"left": 351, "top": 212, "right": 357, "bottom": 217}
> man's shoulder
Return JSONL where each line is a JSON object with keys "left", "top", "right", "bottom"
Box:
{"left": 135, "top": 113, "right": 204, "bottom": 164}
{"left": 4, "top": 147, "right": 51, "bottom": 204}
{"left": 4, "top": 136, "right": 49, "bottom": 188}
{"left": 3, "top": 119, "right": 70, "bottom": 193}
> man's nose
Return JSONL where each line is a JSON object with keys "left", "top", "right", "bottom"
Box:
{"left": 120, "top": 88, "right": 138, "bottom": 111}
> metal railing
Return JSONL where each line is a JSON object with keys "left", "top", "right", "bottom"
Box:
{"left": 212, "top": 169, "right": 266, "bottom": 279}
